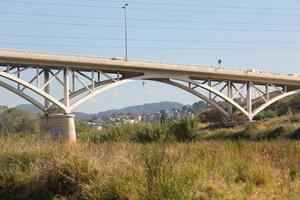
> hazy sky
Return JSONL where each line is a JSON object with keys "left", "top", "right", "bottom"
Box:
{"left": 0, "top": 0, "right": 300, "bottom": 113}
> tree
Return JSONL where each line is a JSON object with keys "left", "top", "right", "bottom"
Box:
{"left": 0, "top": 108, "right": 38, "bottom": 134}
{"left": 160, "top": 111, "right": 167, "bottom": 127}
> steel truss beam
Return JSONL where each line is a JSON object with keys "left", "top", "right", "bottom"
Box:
{"left": 0, "top": 65, "right": 299, "bottom": 121}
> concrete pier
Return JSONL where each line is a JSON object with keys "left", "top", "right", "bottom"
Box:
{"left": 40, "top": 114, "right": 76, "bottom": 142}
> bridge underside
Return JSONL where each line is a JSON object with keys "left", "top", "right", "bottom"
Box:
{"left": 0, "top": 64, "right": 299, "bottom": 141}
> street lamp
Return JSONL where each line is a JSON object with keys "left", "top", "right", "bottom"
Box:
{"left": 122, "top": 3, "right": 129, "bottom": 62}
{"left": 218, "top": 59, "right": 222, "bottom": 68}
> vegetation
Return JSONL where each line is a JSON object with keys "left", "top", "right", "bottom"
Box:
{"left": 1, "top": 137, "right": 300, "bottom": 199}
{"left": 2, "top": 94, "right": 300, "bottom": 199}
{"left": 0, "top": 108, "right": 39, "bottom": 135}
{"left": 77, "top": 117, "right": 200, "bottom": 143}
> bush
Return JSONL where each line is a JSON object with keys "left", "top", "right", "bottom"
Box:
{"left": 198, "top": 109, "right": 227, "bottom": 123}
{"left": 0, "top": 108, "right": 38, "bottom": 135}
{"left": 79, "top": 123, "right": 169, "bottom": 143}
{"left": 232, "top": 122, "right": 258, "bottom": 140}
{"left": 170, "top": 117, "right": 199, "bottom": 141}
{"left": 140, "top": 144, "right": 198, "bottom": 200}
{"left": 95, "top": 175, "right": 133, "bottom": 200}
{"left": 264, "top": 126, "right": 296, "bottom": 139}
{"left": 289, "top": 127, "right": 300, "bottom": 140}
{"left": 133, "top": 123, "right": 168, "bottom": 143}
{"left": 253, "top": 110, "right": 278, "bottom": 120}
{"left": 230, "top": 159, "right": 273, "bottom": 186}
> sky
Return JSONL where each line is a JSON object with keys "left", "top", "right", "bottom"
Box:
{"left": 0, "top": 0, "right": 300, "bottom": 113}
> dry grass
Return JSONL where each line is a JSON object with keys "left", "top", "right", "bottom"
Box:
{"left": 1, "top": 136, "right": 300, "bottom": 199}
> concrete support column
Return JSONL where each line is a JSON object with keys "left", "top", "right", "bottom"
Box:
{"left": 40, "top": 113, "right": 76, "bottom": 142}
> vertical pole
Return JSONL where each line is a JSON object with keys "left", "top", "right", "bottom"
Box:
{"left": 36, "top": 67, "right": 39, "bottom": 87}
{"left": 124, "top": 7, "right": 128, "bottom": 61}
{"left": 208, "top": 80, "right": 212, "bottom": 99}
{"left": 117, "top": 72, "right": 120, "bottom": 81}
{"left": 44, "top": 69, "right": 50, "bottom": 109}
{"left": 284, "top": 85, "right": 287, "bottom": 93}
{"left": 208, "top": 79, "right": 212, "bottom": 107}
{"left": 227, "top": 81, "right": 233, "bottom": 115}
{"left": 97, "top": 72, "right": 101, "bottom": 82}
{"left": 266, "top": 84, "right": 269, "bottom": 101}
{"left": 64, "top": 67, "right": 70, "bottom": 109}
{"left": 122, "top": 4, "right": 128, "bottom": 61}
{"left": 247, "top": 81, "right": 252, "bottom": 115}
{"left": 92, "top": 70, "right": 95, "bottom": 91}
{"left": 72, "top": 70, "right": 75, "bottom": 93}
{"left": 17, "top": 67, "right": 20, "bottom": 90}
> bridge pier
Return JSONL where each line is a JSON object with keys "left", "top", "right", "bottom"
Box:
{"left": 40, "top": 113, "right": 76, "bottom": 142}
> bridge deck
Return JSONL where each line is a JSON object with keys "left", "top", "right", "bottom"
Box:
{"left": 0, "top": 49, "right": 299, "bottom": 87}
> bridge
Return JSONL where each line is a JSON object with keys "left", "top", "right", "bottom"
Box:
{"left": 0, "top": 49, "right": 300, "bottom": 141}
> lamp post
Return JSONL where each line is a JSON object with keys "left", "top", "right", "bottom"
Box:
{"left": 218, "top": 59, "right": 222, "bottom": 68}
{"left": 122, "top": 3, "right": 128, "bottom": 62}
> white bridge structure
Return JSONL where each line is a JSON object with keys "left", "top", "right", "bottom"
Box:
{"left": 0, "top": 49, "right": 300, "bottom": 141}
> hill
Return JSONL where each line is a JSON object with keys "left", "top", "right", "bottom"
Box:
{"left": 93, "top": 101, "right": 184, "bottom": 117}
{"left": 8, "top": 101, "right": 185, "bottom": 120}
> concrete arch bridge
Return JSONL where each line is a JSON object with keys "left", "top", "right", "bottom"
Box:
{"left": 0, "top": 49, "right": 300, "bottom": 141}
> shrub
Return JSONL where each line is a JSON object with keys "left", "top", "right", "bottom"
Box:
{"left": 99, "top": 176, "right": 134, "bottom": 200}
{"left": 170, "top": 117, "right": 199, "bottom": 141}
{"left": 289, "top": 127, "right": 300, "bottom": 140}
{"left": 133, "top": 123, "right": 168, "bottom": 143}
{"left": 265, "top": 126, "right": 296, "bottom": 139}
{"left": 198, "top": 109, "right": 227, "bottom": 123}
{"left": 140, "top": 144, "right": 198, "bottom": 200}
{"left": 0, "top": 108, "right": 38, "bottom": 135}
{"left": 228, "top": 123, "right": 256, "bottom": 140}
{"left": 290, "top": 168, "right": 300, "bottom": 181}
{"left": 231, "top": 159, "right": 273, "bottom": 186}
{"left": 254, "top": 110, "right": 278, "bottom": 120}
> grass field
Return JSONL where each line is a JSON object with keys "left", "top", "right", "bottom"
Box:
{"left": 1, "top": 136, "right": 300, "bottom": 200}
{"left": 2, "top": 113, "right": 300, "bottom": 199}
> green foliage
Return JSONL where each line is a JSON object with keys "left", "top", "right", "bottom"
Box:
{"left": 78, "top": 123, "right": 169, "bottom": 143}
{"left": 170, "top": 117, "right": 199, "bottom": 141}
{"left": 253, "top": 110, "right": 278, "bottom": 120}
{"left": 75, "top": 120, "right": 91, "bottom": 134}
{"left": 99, "top": 176, "right": 133, "bottom": 200}
{"left": 264, "top": 126, "right": 297, "bottom": 139}
{"left": 2, "top": 137, "right": 300, "bottom": 199}
{"left": 0, "top": 108, "right": 38, "bottom": 135}
{"left": 290, "top": 168, "right": 300, "bottom": 181}
{"left": 289, "top": 127, "right": 300, "bottom": 139}
{"left": 233, "top": 122, "right": 259, "bottom": 140}
{"left": 133, "top": 123, "right": 168, "bottom": 143}
{"left": 198, "top": 109, "right": 226, "bottom": 123}
{"left": 192, "top": 101, "right": 208, "bottom": 112}
{"left": 140, "top": 144, "right": 198, "bottom": 200}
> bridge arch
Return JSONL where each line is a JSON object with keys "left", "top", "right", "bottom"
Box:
{"left": 0, "top": 71, "right": 68, "bottom": 112}
{"left": 0, "top": 70, "right": 298, "bottom": 121}
{"left": 0, "top": 80, "right": 45, "bottom": 111}
{"left": 68, "top": 76, "right": 236, "bottom": 117}
{"left": 251, "top": 89, "right": 300, "bottom": 119}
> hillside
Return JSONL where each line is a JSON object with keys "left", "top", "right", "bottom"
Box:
{"left": 93, "top": 101, "right": 184, "bottom": 117}
{"left": 7, "top": 101, "right": 185, "bottom": 120}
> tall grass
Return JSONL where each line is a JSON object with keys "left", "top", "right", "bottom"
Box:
{"left": 1, "top": 137, "right": 300, "bottom": 199}
{"left": 78, "top": 118, "right": 199, "bottom": 143}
